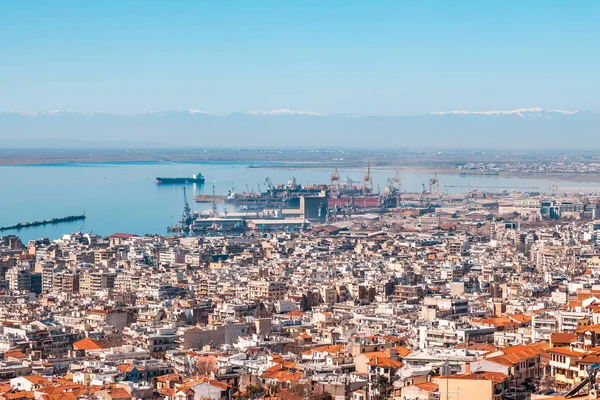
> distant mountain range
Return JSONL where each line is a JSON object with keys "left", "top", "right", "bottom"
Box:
{"left": 1, "top": 107, "right": 598, "bottom": 149}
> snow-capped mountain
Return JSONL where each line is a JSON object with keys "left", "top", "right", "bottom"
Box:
{"left": 0, "top": 108, "right": 598, "bottom": 149}
{"left": 432, "top": 107, "right": 580, "bottom": 117}
{"left": 243, "top": 109, "right": 326, "bottom": 116}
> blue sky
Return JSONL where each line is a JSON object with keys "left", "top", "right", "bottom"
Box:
{"left": 1, "top": 0, "right": 599, "bottom": 115}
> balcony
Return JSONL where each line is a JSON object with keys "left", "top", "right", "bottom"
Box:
{"left": 554, "top": 372, "right": 578, "bottom": 386}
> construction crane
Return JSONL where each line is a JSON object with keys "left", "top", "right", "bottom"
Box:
{"left": 385, "top": 170, "right": 401, "bottom": 196}
{"left": 390, "top": 170, "right": 401, "bottom": 193}
{"left": 211, "top": 182, "right": 218, "bottom": 217}
{"left": 181, "top": 187, "right": 192, "bottom": 227}
{"left": 362, "top": 161, "right": 373, "bottom": 195}
{"left": 429, "top": 173, "right": 441, "bottom": 195}
{"left": 329, "top": 168, "right": 341, "bottom": 194}
{"left": 264, "top": 177, "right": 274, "bottom": 192}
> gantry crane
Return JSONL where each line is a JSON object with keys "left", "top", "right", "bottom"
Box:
{"left": 211, "top": 182, "right": 218, "bottom": 216}
{"left": 362, "top": 161, "right": 373, "bottom": 195}
{"left": 181, "top": 187, "right": 192, "bottom": 227}
{"left": 429, "top": 173, "right": 441, "bottom": 195}
{"left": 329, "top": 168, "right": 341, "bottom": 194}
{"left": 389, "top": 170, "right": 401, "bottom": 194}
{"left": 264, "top": 177, "right": 274, "bottom": 192}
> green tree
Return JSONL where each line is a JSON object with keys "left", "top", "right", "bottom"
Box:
{"left": 310, "top": 392, "right": 333, "bottom": 400}
{"left": 241, "top": 384, "right": 264, "bottom": 399}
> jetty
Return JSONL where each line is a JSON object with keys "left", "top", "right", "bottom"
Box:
{"left": 0, "top": 214, "right": 86, "bottom": 231}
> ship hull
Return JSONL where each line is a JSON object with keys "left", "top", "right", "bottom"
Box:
{"left": 156, "top": 177, "right": 205, "bottom": 184}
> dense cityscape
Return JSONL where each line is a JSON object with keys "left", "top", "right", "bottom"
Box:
{"left": 3, "top": 1, "right": 599, "bottom": 399}
{"left": 2, "top": 171, "right": 600, "bottom": 400}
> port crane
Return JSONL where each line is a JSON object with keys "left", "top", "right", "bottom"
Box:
{"left": 181, "top": 187, "right": 192, "bottom": 228}
{"left": 429, "top": 173, "right": 441, "bottom": 195}
{"left": 386, "top": 170, "right": 401, "bottom": 195}
{"left": 329, "top": 168, "right": 341, "bottom": 194}
{"left": 362, "top": 161, "right": 373, "bottom": 195}
{"left": 211, "top": 182, "right": 218, "bottom": 216}
{"left": 264, "top": 177, "right": 274, "bottom": 192}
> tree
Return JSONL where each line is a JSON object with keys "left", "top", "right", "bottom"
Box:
{"left": 241, "top": 384, "right": 264, "bottom": 400}
{"left": 282, "top": 337, "right": 305, "bottom": 357}
{"left": 288, "top": 382, "right": 310, "bottom": 397}
{"left": 196, "top": 356, "right": 217, "bottom": 375}
{"left": 372, "top": 375, "right": 392, "bottom": 400}
{"left": 310, "top": 392, "right": 333, "bottom": 400}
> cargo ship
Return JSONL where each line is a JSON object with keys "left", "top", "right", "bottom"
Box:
{"left": 156, "top": 173, "right": 205, "bottom": 184}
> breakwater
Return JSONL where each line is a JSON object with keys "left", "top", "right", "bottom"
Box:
{"left": 0, "top": 214, "right": 86, "bottom": 231}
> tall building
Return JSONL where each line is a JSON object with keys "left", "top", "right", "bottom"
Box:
{"left": 6, "top": 266, "right": 31, "bottom": 292}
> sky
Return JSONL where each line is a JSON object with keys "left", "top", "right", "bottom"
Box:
{"left": 1, "top": 0, "right": 599, "bottom": 116}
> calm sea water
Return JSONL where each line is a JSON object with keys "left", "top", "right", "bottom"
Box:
{"left": 1, "top": 161, "right": 600, "bottom": 242}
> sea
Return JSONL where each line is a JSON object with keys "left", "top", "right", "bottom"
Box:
{"left": 2, "top": 161, "right": 600, "bottom": 242}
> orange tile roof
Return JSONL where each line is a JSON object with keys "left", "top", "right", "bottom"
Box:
{"left": 158, "top": 388, "right": 175, "bottom": 397}
{"left": 529, "top": 341, "right": 550, "bottom": 351}
{"left": 155, "top": 373, "right": 182, "bottom": 382}
{"left": 366, "top": 357, "right": 403, "bottom": 369}
{"left": 100, "top": 387, "right": 131, "bottom": 400}
{"left": 414, "top": 382, "right": 439, "bottom": 392}
{"left": 486, "top": 345, "right": 543, "bottom": 366}
{"left": 4, "top": 350, "right": 27, "bottom": 360}
{"left": 548, "top": 347, "right": 585, "bottom": 358}
{"left": 37, "top": 384, "right": 84, "bottom": 395}
{"left": 446, "top": 371, "right": 509, "bottom": 383}
{"left": 391, "top": 346, "right": 412, "bottom": 358}
{"left": 577, "top": 324, "right": 600, "bottom": 334}
{"left": 473, "top": 317, "right": 516, "bottom": 327}
{"left": 569, "top": 300, "right": 583, "bottom": 308}
{"left": 2, "top": 391, "right": 35, "bottom": 400}
{"left": 383, "top": 335, "right": 405, "bottom": 343}
{"left": 38, "top": 393, "right": 78, "bottom": 400}
{"left": 23, "top": 375, "right": 52, "bottom": 386}
{"left": 551, "top": 333, "right": 577, "bottom": 344}
{"left": 260, "top": 370, "right": 303, "bottom": 383}
{"left": 578, "top": 354, "right": 600, "bottom": 364}
{"left": 302, "top": 344, "right": 344, "bottom": 356}
{"left": 288, "top": 310, "right": 305, "bottom": 317}
{"left": 507, "top": 314, "right": 532, "bottom": 324}
{"left": 465, "top": 343, "right": 498, "bottom": 352}
{"left": 73, "top": 337, "right": 104, "bottom": 351}
{"left": 117, "top": 364, "right": 145, "bottom": 372}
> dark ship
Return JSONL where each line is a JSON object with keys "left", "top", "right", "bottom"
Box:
{"left": 156, "top": 173, "right": 205, "bottom": 184}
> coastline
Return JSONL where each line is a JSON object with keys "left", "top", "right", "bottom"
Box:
{"left": 2, "top": 148, "right": 600, "bottom": 184}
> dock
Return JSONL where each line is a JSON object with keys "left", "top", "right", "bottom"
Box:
{"left": 0, "top": 214, "right": 86, "bottom": 231}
